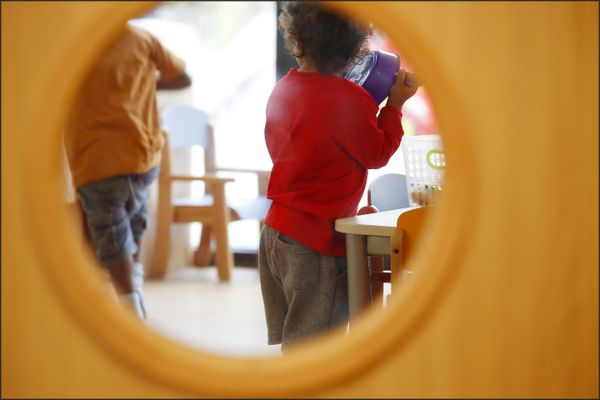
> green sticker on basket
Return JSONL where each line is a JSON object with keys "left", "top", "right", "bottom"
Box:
{"left": 426, "top": 149, "right": 445, "bottom": 170}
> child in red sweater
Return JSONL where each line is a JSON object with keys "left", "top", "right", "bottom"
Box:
{"left": 259, "top": 1, "right": 419, "bottom": 350}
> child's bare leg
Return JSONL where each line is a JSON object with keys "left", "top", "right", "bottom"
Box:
{"left": 107, "top": 255, "right": 136, "bottom": 294}
{"left": 108, "top": 255, "right": 146, "bottom": 318}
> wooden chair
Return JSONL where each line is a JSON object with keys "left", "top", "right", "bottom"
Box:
{"left": 148, "top": 104, "right": 271, "bottom": 281}
{"left": 357, "top": 173, "right": 410, "bottom": 304}
{"left": 389, "top": 206, "right": 429, "bottom": 287}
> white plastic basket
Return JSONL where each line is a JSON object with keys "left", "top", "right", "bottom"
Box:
{"left": 401, "top": 134, "right": 445, "bottom": 206}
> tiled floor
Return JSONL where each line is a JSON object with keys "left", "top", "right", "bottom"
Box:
{"left": 143, "top": 266, "right": 282, "bottom": 358}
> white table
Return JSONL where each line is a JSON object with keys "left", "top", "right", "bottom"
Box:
{"left": 335, "top": 207, "right": 415, "bottom": 319}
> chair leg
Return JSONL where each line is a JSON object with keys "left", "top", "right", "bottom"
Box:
{"left": 211, "top": 185, "right": 233, "bottom": 281}
{"left": 148, "top": 213, "right": 171, "bottom": 280}
{"left": 370, "top": 256, "right": 385, "bottom": 306}
{"left": 194, "top": 225, "right": 213, "bottom": 266}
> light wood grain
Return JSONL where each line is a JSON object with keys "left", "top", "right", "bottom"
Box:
{"left": 4, "top": 1, "right": 597, "bottom": 398}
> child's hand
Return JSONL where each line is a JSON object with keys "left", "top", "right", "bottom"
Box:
{"left": 387, "top": 69, "right": 420, "bottom": 109}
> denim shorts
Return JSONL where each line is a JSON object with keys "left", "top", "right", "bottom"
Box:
{"left": 258, "top": 225, "right": 349, "bottom": 350}
{"left": 77, "top": 168, "right": 158, "bottom": 267}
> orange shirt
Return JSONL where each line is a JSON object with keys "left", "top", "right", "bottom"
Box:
{"left": 64, "top": 24, "right": 186, "bottom": 188}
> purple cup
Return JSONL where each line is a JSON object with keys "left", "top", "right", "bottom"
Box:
{"left": 342, "top": 50, "right": 400, "bottom": 105}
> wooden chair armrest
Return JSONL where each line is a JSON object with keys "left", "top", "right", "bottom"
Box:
{"left": 215, "top": 167, "right": 271, "bottom": 195}
{"left": 218, "top": 167, "right": 270, "bottom": 176}
{"left": 170, "top": 174, "right": 235, "bottom": 185}
{"left": 216, "top": 168, "right": 270, "bottom": 182}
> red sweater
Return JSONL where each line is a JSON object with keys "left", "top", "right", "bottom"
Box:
{"left": 264, "top": 68, "right": 404, "bottom": 256}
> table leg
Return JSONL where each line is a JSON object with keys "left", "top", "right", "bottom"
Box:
{"left": 346, "top": 233, "right": 371, "bottom": 320}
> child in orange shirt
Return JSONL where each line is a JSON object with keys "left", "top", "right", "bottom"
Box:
{"left": 64, "top": 24, "right": 191, "bottom": 318}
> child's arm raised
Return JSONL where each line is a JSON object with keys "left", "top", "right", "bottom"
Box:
{"left": 387, "top": 69, "right": 420, "bottom": 110}
{"left": 333, "top": 69, "right": 420, "bottom": 170}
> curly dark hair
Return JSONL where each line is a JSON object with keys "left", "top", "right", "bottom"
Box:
{"left": 278, "top": 1, "right": 372, "bottom": 75}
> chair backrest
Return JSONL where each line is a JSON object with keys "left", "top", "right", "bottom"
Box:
{"left": 368, "top": 173, "right": 410, "bottom": 211}
{"left": 390, "top": 206, "right": 430, "bottom": 276}
{"left": 160, "top": 104, "right": 216, "bottom": 173}
{"left": 396, "top": 206, "right": 429, "bottom": 263}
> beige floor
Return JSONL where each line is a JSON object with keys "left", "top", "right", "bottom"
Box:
{"left": 141, "top": 265, "right": 391, "bottom": 359}
{"left": 143, "top": 266, "right": 283, "bottom": 358}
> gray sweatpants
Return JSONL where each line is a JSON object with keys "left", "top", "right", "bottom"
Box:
{"left": 258, "top": 225, "right": 349, "bottom": 351}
